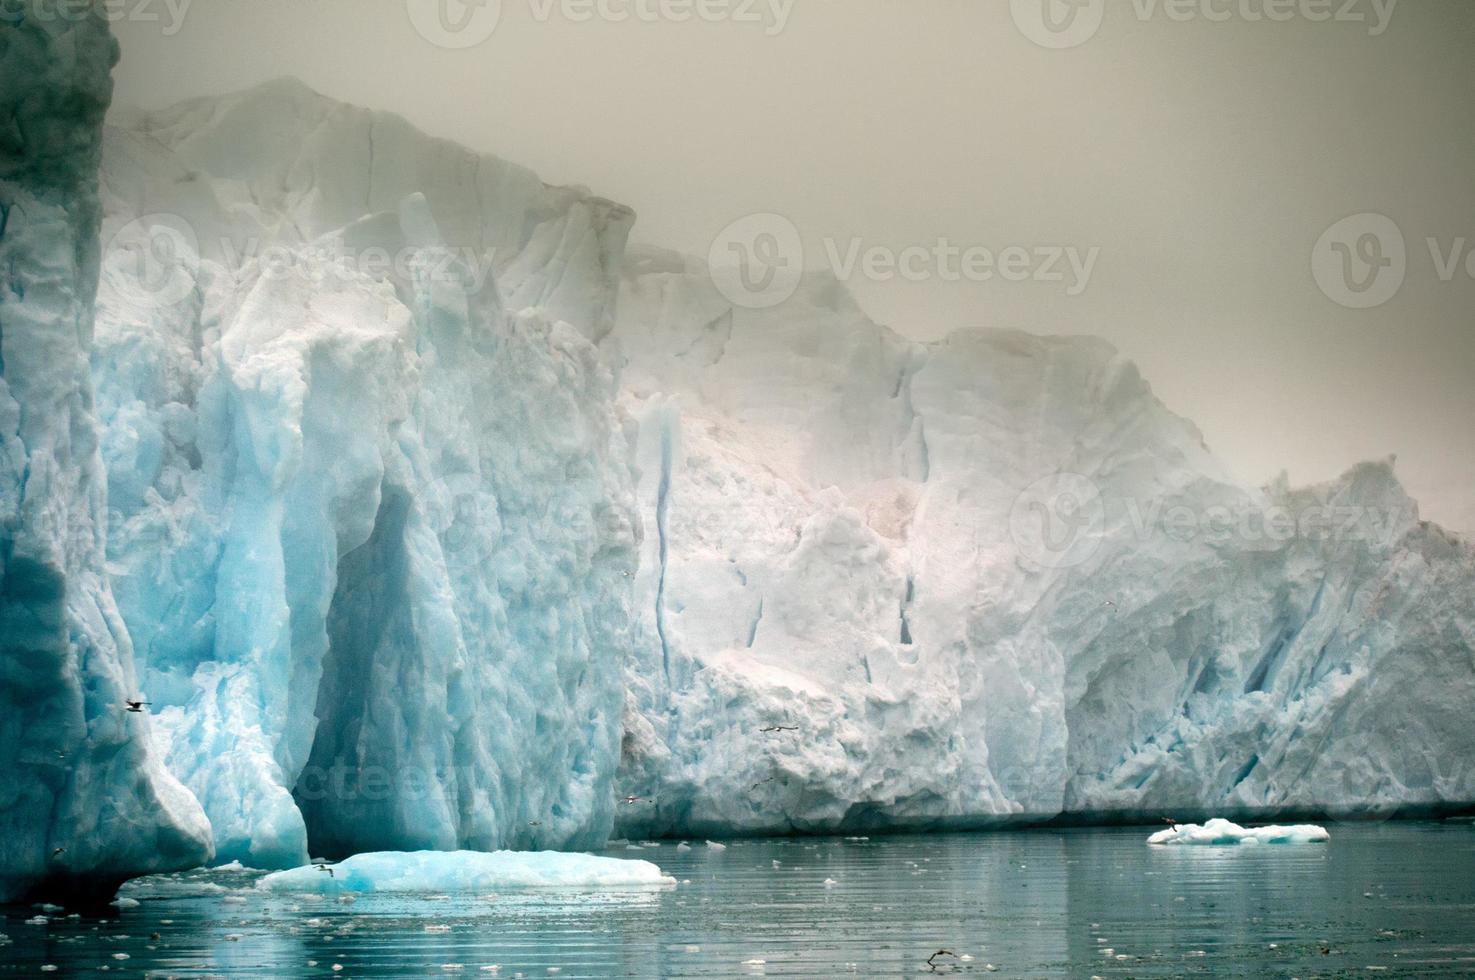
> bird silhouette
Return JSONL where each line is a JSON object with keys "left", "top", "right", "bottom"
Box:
{"left": 51, "top": 847, "right": 65, "bottom": 858}
{"left": 619, "top": 795, "right": 651, "bottom": 805}
{"left": 926, "top": 949, "right": 958, "bottom": 970}
{"left": 1161, "top": 816, "right": 1180, "bottom": 831}
{"left": 760, "top": 725, "right": 799, "bottom": 734}
{"left": 314, "top": 864, "right": 334, "bottom": 878}
{"left": 125, "top": 700, "right": 151, "bottom": 713}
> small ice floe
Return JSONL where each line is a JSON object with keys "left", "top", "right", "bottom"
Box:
{"left": 1148, "top": 818, "right": 1329, "bottom": 846}
{"left": 224, "top": 934, "right": 244, "bottom": 942}
{"left": 425, "top": 925, "right": 453, "bottom": 933}
{"left": 110, "top": 897, "right": 140, "bottom": 909}
{"left": 742, "top": 959, "right": 766, "bottom": 966}
{"left": 258, "top": 850, "right": 675, "bottom": 893}
{"left": 823, "top": 878, "right": 838, "bottom": 888}
{"left": 25, "top": 916, "right": 48, "bottom": 926}
{"left": 221, "top": 895, "right": 247, "bottom": 905}
{"left": 676, "top": 842, "right": 691, "bottom": 852}
{"left": 40, "top": 966, "right": 58, "bottom": 973}
{"left": 112, "top": 953, "right": 130, "bottom": 960}
{"left": 35, "top": 903, "right": 63, "bottom": 914}
{"left": 705, "top": 841, "right": 727, "bottom": 852}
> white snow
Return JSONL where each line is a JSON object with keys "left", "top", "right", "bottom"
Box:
{"left": 1148, "top": 819, "right": 1330, "bottom": 846}
{"left": 257, "top": 851, "right": 675, "bottom": 893}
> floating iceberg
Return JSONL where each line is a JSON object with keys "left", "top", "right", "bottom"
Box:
{"left": 1148, "top": 819, "right": 1330, "bottom": 846}
{"left": 257, "top": 851, "right": 675, "bottom": 893}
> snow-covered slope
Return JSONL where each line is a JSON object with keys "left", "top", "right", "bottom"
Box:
{"left": 92, "top": 80, "right": 639, "bottom": 867}
{"left": 23, "top": 68, "right": 1469, "bottom": 879}
{"left": 609, "top": 247, "right": 1475, "bottom": 836}
{"left": 0, "top": 10, "right": 211, "bottom": 901}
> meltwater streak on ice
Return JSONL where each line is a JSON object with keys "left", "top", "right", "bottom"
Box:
{"left": 3, "top": 825, "right": 1474, "bottom": 976}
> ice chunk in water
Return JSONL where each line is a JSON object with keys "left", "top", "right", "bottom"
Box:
{"left": 257, "top": 851, "right": 676, "bottom": 893}
{"left": 1148, "top": 818, "right": 1329, "bottom": 846}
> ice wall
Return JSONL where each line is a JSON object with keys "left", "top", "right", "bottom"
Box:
{"left": 0, "top": 5, "right": 211, "bottom": 900}
{"left": 94, "top": 81, "right": 639, "bottom": 866}
{"left": 609, "top": 247, "right": 1475, "bottom": 836}
{"left": 79, "top": 78, "right": 1475, "bottom": 861}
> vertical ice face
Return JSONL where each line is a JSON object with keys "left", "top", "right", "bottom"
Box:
{"left": 94, "top": 87, "right": 639, "bottom": 866}
{"left": 0, "top": 6, "right": 212, "bottom": 900}
{"left": 74, "top": 77, "right": 1475, "bottom": 860}
{"left": 609, "top": 247, "right": 1475, "bottom": 836}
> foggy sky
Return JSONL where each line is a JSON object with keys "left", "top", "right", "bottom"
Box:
{"left": 110, "top": 1, "right": 1474, "bottom": 533}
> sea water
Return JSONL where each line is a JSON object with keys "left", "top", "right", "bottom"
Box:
{"left": 2, "top": 822, "right": 1472, "bottom": 977}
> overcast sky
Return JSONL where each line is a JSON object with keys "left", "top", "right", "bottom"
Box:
{"left": 110, "top": 1, "right": 1473, "bottom": 533}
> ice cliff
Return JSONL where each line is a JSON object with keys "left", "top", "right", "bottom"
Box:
{"left": 92, "top": 79, "right": 639, "bottom": 867}
{"left": 610, "top": 249, "right": 1475, "bottom": 835}
{"left": 4, "top": 51, "right": 1472, "bottom": 890}
{"left": 0, "top": 8, "right": 211, "bottom": 901}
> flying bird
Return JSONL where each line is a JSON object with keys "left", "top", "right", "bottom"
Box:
{"left": 760, "top": 725, "right": 799, "bottom": 734}
{"left": 51, "top": 847, "right": 65, "bottom": 858}
{"left": 314, "top": 864, "right": 334, "bottom": 878}
{"left": 1161, "top": 816, "right": 1180, "bottom": 831}
{"left": 619, "top": 795, "right": 651, "bottom": 805}
{"left": 125, "top": 700, "right": 151, "bottom": 713}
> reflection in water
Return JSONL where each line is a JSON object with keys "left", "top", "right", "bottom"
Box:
{"left": 2, "top": 823, "right": 1473, "bottom": 977}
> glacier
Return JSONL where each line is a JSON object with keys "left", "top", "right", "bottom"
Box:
{"left": 0, "top": 7, "right": 211, "bottom": 902}
{"left": 610, "top": 249, "right": 1475, "bottom": 836}
{"left": 92, "top": 79, "right": 639, "bottom": 868}
{"left": 1, "top": 27, "right": 1472, "bottom": 893}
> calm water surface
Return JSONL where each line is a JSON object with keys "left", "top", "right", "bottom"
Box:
{"left": 3, "top": 822, "right": 1473, "bottom": 977}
